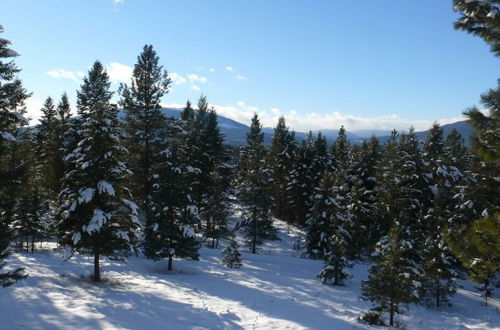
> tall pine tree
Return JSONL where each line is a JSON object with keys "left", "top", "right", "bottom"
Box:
{"left": 58, "top": 61, "right": 140, "bottom": 282}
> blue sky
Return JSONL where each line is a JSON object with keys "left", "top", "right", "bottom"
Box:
{"left": 3, "top": 0, "right": 498, "bottom": 131}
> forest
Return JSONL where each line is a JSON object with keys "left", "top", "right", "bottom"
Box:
{"left": 0, "top": 1, "right": 499, "bottom": 328}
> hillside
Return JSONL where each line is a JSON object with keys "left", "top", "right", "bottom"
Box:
{"left": 1, "top": 219, "right": 498, "bottom": 330}
{"left": 157, "top": 108, "right": 472, "bottom": 146}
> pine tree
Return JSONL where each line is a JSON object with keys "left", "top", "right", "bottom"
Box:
{"left": 453, "top": 0, "right": 500, "bottom": 56}
{"left": 202, "top": 155, "right": 233, "bottom": 249}
{"left": 237, "top": 114, "right": 278, "bottom": 254}
{"left": 14, "top": 131, "right": 48, "bottom": 253}
{"left": 269, "top": 117, "right": 296, "bottom": 222}
{"left": 57, "top": 61, "right": 140, "bottom": 282}
{"left": 221, "top": 239, "right": 242, "bottom": 269}
{"left": 419, "top": 123, "right": 460, "bottom": 305}
{"left": 346, "top": 136, "right": 380, "bottom": 257}
{"left": 0, "top": 24, "right": 29, "bottom": 287}
{"left": 447, "top": 215, "right": 499, "bottom": 306}
{"left": 144, "top": 141, "right": 200, "bottom": 271}
{"left": 464, "top": 82, "right": 500, "bottom": 165}
{"left": 119, "top": 44, "right": 172, "bottom": 223}
{"left": 361, "top": 226, "right": 416, "bottom": 326}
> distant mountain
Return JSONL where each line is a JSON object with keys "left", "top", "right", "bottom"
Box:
{"left": 158, "top": 108, "right": 473, "bottom": 146}
{"left": 376, "top": 120, "right": 473, "bottom": 145}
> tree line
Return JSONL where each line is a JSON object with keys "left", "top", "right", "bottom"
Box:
{"left": 1, "top": 1, "right": 499, "bottom": 324}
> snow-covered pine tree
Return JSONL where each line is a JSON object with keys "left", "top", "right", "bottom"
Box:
{"left": 202, "top": 156, "right": 233, "bottom": 249}
{"left": 57, "top": 61, "right": 140, "bottom": 282}
{"left": 119, "top": 44, "right": 172, "bottom": 224}
{"left": 237, "top": 113, "right": 278, "bottom": 254}
{"left": 330, "top": 125, "right": 349, "bottom": 170}
{"left": 361, "top": 225, "right": 416, "bottom": 327}
{"left": 144, "top": 141, "right": 200, "bottom": 271}
{"left": 286, "top": 132, "right": 318, "bottom": 226}
{"left": 13, "top": 129, "right": 48, "bottom": 253}
{"left": 308, "top": 171, "right": 352, "bottom": 285}
{"left": 419, "top": 123, "right": 459, "bottom": 306}
{"left": 0, "top": 24, "right": 29, "bottom": 287}
{"left": 453, "top": 0, "right": 500, "bottom": 56}
{"left": 221, "top": 239, "right": 242, "bottom": 269}
{"left": 447, "top": 215, "right": 499, "bottom": 306}
{"left": 306, "top": 170, "right": 336, "bottom": 259}
{"left": 178, "top": 96, "right": 225, "bottom": 233}
{"left": 269, "top": 116, "right": 297, "bottom": 223}
{"left": 345, "top": 136, "right": 380, "bottom": 257}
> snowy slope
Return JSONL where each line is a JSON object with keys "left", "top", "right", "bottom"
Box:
{"left": 1, "top": 221, "right": 499, "bottom": 330}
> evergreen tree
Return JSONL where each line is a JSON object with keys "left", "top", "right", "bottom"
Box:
{"left": 346, "top": 136, "right": 380, "bottom": 256}
{"left": 453, "top": 0, "right": 500, "bottom": 56}
{"left": 119, "top": 44, "right": 172, "bottom": 223}
{"left": 361, "top": 226, "right": 416, "bottom": 326}
{"left": 419, "top": 123, "right": 460, "bottom": 305}
{"left": 287, "top": 132, "right": 318, "bottom": 226}
{"left": 221, "top": 239, "right": 242, "bottom": 269}
{"left": 269, "top": 117, "right": 296, "bottom": 222}
{"left": 202, "top": 154, "right": 233, "bottom": 249}
{"left": 144, "top": 142, "right": 199, "bottom": 271}
{"left": 57, "top": 61, "right": 140, "bottom": 282}
{"left": 14, "top": 132, "right": 48, "bottom": 253}
{"left": 237, "top": 114, "right": 278, "bottom": 254}
{"left": 0, "top": 24, "right": 29, "bottom": 287}
{"left": 464, "top": 82, "right": 500, "bottom": 165}
{"left": 447, "top": 215, "right": 499, "bottom": 306}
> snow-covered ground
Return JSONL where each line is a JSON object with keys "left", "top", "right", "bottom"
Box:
{"left": 1, "top": 220, "right": 499, "bottom": 329}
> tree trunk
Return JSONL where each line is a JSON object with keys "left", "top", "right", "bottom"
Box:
{"left": 168, "top": 255, "right": 173, "bottom": 271}
{"left": 389, "top": 293, "right": 394, "bottom": 326}
{"left": 252, "top": 211, "right": 257, "bottom": 254}
{"left": 436, "top": 279, "right": 440, "bottom": 307}
{"left": 93, "top": 247, "right": 101, "bottom": 282}
{"left": 30, "top": 232, "right": 35, "bottom": 254}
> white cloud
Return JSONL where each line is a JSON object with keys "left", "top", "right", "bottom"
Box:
{"left": 196, "top": 101, "right": 467, "bottom": 133}
{"left": 170, "top": 72, "right": 187, "bottom": 85}
{"left": 208, "top": 68, "right": 215, "bottom": 72}
{"left": 46, "top": 69, "right": 80, "bottom": 82}
{"left": 225, "top": 66, "right": 234, "bottom": 72}
{"left": 235, "top": 74, "right": 248, "bottom": 81}
{"left": 187, "top": 74, "right": 208, "bottom": 84}
{"left": 190, "top": 85, "right": 201, "bottom": 91}
{"left": 106, "top": 62, "right": 133, "bottom": 83}
{"left": 24, "top": 98, "right": 45, "bottom": 124}
{"left": 113, "top": 0, "right": 124, "bottom": 3}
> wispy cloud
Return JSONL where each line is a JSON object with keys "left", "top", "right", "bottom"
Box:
{"left": 235, "top": 74, "right": 248, "bottom": 81}
{"left": 187, "top": 74, "right": 208, "bottom": 84}
{"left": 190, "top": 85, "right": 201, "bottom": 91}
{"left": 113, "top": 0, "right": 124, "bottom": 3}
{"left": 170, "top": 72, "right": 187, "bottom": 85}
{"left": 208, "top": 68, "right": 215, "bottom": 72}
{"left": 225, "top": 66, "right": 234, "bottom": 72}
{"left": 106, "top": 62, "right": 133, "bottom": 83}
{"left": 46, "top": 69, "right": 80, "bottom": 82}
{"left": 195, "top": 101, "right": 466, "bottom": 132}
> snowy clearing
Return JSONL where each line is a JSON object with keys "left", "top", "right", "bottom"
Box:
{"left": 1, "top": 222, "right": 499, "bottom": 330}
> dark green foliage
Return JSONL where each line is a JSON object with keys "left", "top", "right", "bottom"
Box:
{"left": 464, "top": 82, "right": 500, "bottom": 165}
{"left": 144, "top": 142, "right": 200, "bottom": 271}
{"left": 268, "top": 117, "right": 297, "bottom": 223}
{"left": 119, "top": 44, "right": 172, "bottom": 223}
{"left": 361, "top": 226, "right": 416, "bottom": 326}
{"left": 453, "top": 0, "right": 500, "bottom": 56}
{"left": 237, "top": 114, "right": 278, "bottom": 254}
{"left": 57, "top": 61, "right": 140, "bottom": 282}
{"left": 0, "top": 24, "right": 29, "bottom": 287}
{"left": 447, "top": 215, "right": 500, "bottom": 306}
{"left": 221, "top": 239, "right": 242, "bottom": 269}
